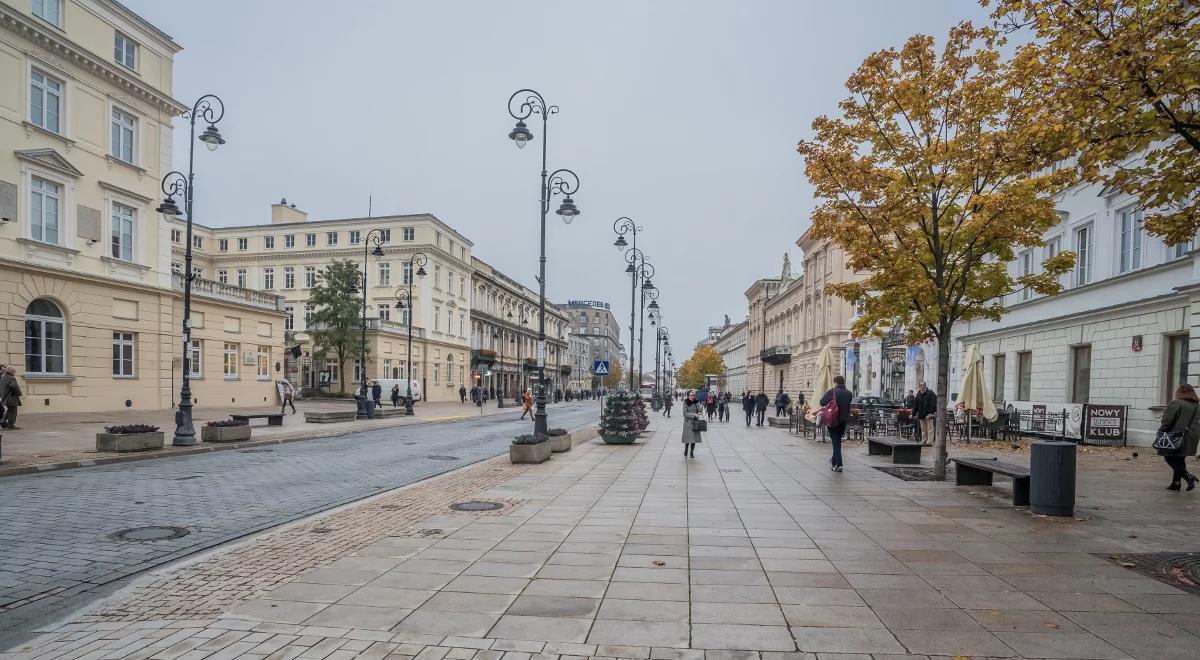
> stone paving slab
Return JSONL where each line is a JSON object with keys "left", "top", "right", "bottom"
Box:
{"left": 6, "top": 414, "right": 1200, "bottom": 658}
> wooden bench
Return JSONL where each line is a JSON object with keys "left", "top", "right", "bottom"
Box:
{"left": 230, "top": 412, "right": 284, "bottom": 427}
{"left": 867, "top": 437, "right": 922, "bottom": 464}
{"left": 304, "top": 410, "right": 356, "bottom": 424}
{"left": 950, "top": 457, "right": 1031, "bottom": 506}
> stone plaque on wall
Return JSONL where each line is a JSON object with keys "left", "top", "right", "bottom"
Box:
{"left": 0, "top": 180, "right": 16, "bottom": 222}
{"left": 77, "top": 205, "right": 102, "bottom": 242}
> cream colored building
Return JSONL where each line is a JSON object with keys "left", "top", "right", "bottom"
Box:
{"left": 469, "top": 256, "right": 568, "bottom": 400}
{"left": 746, "top": 230, "right": 860, "bottom": 400}
{"left": 176, "top": 203, "right": 474, "bottom": 403}
{"left": 0, "top": 0, "right": 285, "bottom": 414}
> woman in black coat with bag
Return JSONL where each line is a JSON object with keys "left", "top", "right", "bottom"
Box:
{"left": 1157, "top": 383, "right": 1200, "bottom": 491}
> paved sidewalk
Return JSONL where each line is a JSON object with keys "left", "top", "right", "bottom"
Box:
{"left": 6, "top": 414, "right": 1200, "bottom": 659}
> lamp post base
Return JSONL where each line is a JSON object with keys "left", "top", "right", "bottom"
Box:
{"left": 173, "top": 406, "right": 197, "bottom": 447}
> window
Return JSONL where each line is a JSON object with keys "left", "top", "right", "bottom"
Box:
{"left": 284, "top": 305, "right": 294, "bottom": 331}
{"left": 1119, "top": 207, "right": 1143, "bottom": 273}
{"left": 447, "top": 309, "right": 452, "bottom": 333}
{"left": 993, "top": 355, "right": 1006, "bottom": 403}
{"left": 379, "top": 303, "right": 391, "bottom": 321}
{"left": 188, "top": 339, "right": 202, "bottom": 378}
{"left": 283, "top": 266, "right": 295, "bottom": 289}
{"left": 461, "top": 247, "right": 466, "bottom": 260}
{"left": 171, "top": 261, "right": 181, "bottom": 274}
{"left": 171, "top": 228, "right": 181, "bottom": 243}
{"left": 449, "top": 239, "right": 455, "bottom": 254}
{"left": 459, "top": 312, "right": 465, "bottom": 337}
{"left": 32, "top": 0, "right": 61, "bottom": 25}
{"left": 263, "top": 268, "right": 274, "bottom": 289}
{"left": 236, "top": 269, "right": 247, "bottom": 288}
{"left": 1074, "top": 224, "right": 1093, "bottom": 286}
{"left": 399, "top": 306, "right": 411, "bottom": 326}
{"left": 380, "top": 229, "right": 391, "bottom": 243}
{"left": 1071, "top": 345, "right": 1092, "bottom": 403}
{"left": 111, "top": 202, "right": 134, "bottom": 262}
{"left": 257, "top": 346, "right": 270, "bottom": 379}
{"left": 30, "top": 69, "right": 62, "bottom": 133}
{"left": 111, "top": 108, "right": 136, "bottom": 163}
{"left": 237, "top": 238, "right": 248, "bottom": 251}
{"left": 326, "top": 231, "right": 338, "bottom": 246}
{"left": 434, "top": 361, "right": 440, "bottom": 384}
{"left": 349, "top": 230, "right": 361, "bottom": 244}
{"left": 305, "top": 233, "right": 316, "bottom": 247}
{"left": 434, "top": 265, "right": 441, "bottom": 289}
{"left": 193, "top": 235, "right": 203, "bottom": 250}
{"left": 304, "top": 304, "right": 315, "bottom": 329}
{"left": 403, "top": 227, "right": 415, "bottom": 241}
{"left": 447, "top": 270, "right": 454, "bottom": 292}
{"left": 1045, "top": 236, "right": 1061, "bottom": 261}
{"left": 1017, "top": 351, "right": 1032, "bottom": 401}
{"left": 218, "top": 239, "right": 229, "bottom": 252}
{"left": 192, "top": 265, "right": 203, "bottom": 278}
{"left": 378, "top": 262, "right": 390, "bottom": 286}
{"left": 1019, "top": 250, "right": 1034, "bottom": 301}
{"left": 402, "top": 262, "right": 413, "bottom": 285}
{"left": 217, "top": 270, "right": 228, "bottom": 284}
{"left": 25, "top": 299, "right": 65, "bottom": 375}
{"left": 223, "top": 342, "right": 239, "bottom": 379}
{"left": 114, "top": 32, "right": 137, "bottom": 69}
{"left": 1174, "top": 239, "right": 1192, "bottom": 259}
{"left": 436, "top": 232, "right": 442, "bottom": 247}
{"left": 305, "top": 266, "right": 316, "bottom": 288}
{"left": 1167, "top": 335, "right": 1190, "bottom": 404}
{"left": 30, "top": 176, "right": 60, "bottom": 245}
{"left": 434, "top": 305, "right": 441, "bottom": 331}
{"left": 285, "top": 235, "right": 295, "bottom": 248}
{"left": 459, "top": 278, "right": 465, "bottom": 298}
{"left": 264, "top": 236, "right": 275, "bottom": 249}
{"left": 112, "top": 332, "right": 135, "bottom": 377}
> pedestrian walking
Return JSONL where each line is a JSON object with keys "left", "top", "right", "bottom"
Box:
{"left": 371, "top": 380, "right": 382, "bottom": 408}
{"left": 682, "top": 390, "right": 704, "bottom": 459}
{"left": 0, "top": 364, "right": 6, "bottom": 426}
{"left": 754, "top": 390, "right": 769, "bottom": 426}
{"left": 520, "top": 389, "right": 534, "bottom": 420}
{"left": 1156, "top": 383, "right": 1200, "bottom": 491}
{"left": 717, "top": 394, "right": 728, "bottom": 423}
{"left": 819, "top": 375, "right": 854, "bottom": 472}
{"left": 914, "top": 381, "right": 937, "bottom": 445}
{"left": 903, "top": 389, "right": 916, "bottom": 410}
{"left": 775, "top": 390, "right": 790, "bottom": 417}
{"left": 459, "top": 384, "right": 467, "bottom": 404}
{"left": 0, "top": 366, "right": 22, "bottom": 430}
{"left": 662, "top": 394, "right": 673, "bottom": 417}
{"left": 742, "top": 392, "right": 755, "bottom": 426}
{"left": 281, "top": 380, "right": 297, "bottom": 414}
{"left": 705, "top": 391, "right": 717, "bottom": 421}
{"left": 391, "top": 384, "right": 401, "bottom": 408}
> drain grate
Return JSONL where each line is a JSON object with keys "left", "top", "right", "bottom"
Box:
{"left": 238, "top": 449, "right": 274, "bottom": 453}
{"left": 1102, "top": 552, "right": 1200, "bottom": 596}
{"left": 451, "top": 501, "right": 504, "bottom": 512}
{"left": 720, "top": 469, "right": 743, "bottom": 473}
{"left": 872, "top": 465, "right": 951, "bottom": 481}
{"left": 109, "top": 526, "right": 190, "bottom": 542}
{"left": 427, "top": 455, "right": 459, "bottom": 461}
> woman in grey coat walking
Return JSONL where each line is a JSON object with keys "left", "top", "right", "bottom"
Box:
{"left": 1158, "top": 383, "right": 1200, "bottom": 491}
{"left": 682, "top": 389, "right": 703, "bottom": 459}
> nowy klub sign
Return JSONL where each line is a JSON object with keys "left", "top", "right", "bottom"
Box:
{"left": 1084, "top": 404, "right": 1127, "bottom": 444}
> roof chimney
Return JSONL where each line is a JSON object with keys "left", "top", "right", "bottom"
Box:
{"left": 271, "top": 199, "right": 308, "bottom": 224}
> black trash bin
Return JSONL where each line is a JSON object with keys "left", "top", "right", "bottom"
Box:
{"left": 1030, "top": 440, "right": 1076, "bottom": 516}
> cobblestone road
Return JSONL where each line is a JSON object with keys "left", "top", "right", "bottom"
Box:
{"left": 0, "top": 403, "right": 599, "bottom": 642}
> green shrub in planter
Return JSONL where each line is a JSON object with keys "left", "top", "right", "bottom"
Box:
{"left": 97, "top": 424, "right": 163, "bottom": 452}
{"left": 511, "top": 433, "right": 551, "bottom": 463}
{"left": 599, "top": 391, "right": 639, "bottom": 444}
{"left": 202, "top": 418, "right": 251, "bottom": 443}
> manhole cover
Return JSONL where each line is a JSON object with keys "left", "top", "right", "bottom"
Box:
{"left": 239, "top": 449, "right": 273, "bottom": 453}
{"left": 1103, "top": 552, "right": 1200, "bottom": 595}
{"left": 451, "top": 501, "right": 504, "bottom": 512}
{"left": 720, "top": 469, "right": 743, "bottom": 473}
{"left": 417, "top": 528, "right": 444, "bottom": 536}
{"left": 427, "top": 455, "right": 458, "bottom": 461}
{"left": 872, "top": 466, "right": 951, "bottom": 481}
{"left": 109, "top": 526, "right": 190, "bottom": 542}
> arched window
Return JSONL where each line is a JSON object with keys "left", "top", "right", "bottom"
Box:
{"left": 26, "top": 299, "right": 65, "bottom": 375}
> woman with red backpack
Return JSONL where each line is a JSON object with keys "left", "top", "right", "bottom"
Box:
{"left": 818, "top": 375, "right": 854, "bottom": 472}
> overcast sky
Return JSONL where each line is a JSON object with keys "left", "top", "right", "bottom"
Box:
{"left": 127, "top": 0, "right": 989, "bottom": 357}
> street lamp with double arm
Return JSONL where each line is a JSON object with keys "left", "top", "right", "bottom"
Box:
{"left": 393, "top": 252, "right": 428, "bottom": 415}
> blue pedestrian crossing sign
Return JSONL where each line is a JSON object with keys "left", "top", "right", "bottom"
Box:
{"left": 593, "top": 360, "right": 609, "bottom": 376}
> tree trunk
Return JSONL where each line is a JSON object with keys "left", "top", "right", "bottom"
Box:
{"left": 933, "top": 327, "right": 953, "bottom": 480}
{"left": 336, "top": 351, "right": 346, "bottom": 394}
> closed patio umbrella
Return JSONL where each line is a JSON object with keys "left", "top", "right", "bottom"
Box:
{"left": 958, "top": 344, "right": 998, "bottom": 441}
{"left": 811, "top": 345, "right": 836, "bottom": 405}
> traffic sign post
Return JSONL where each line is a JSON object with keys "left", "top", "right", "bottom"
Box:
{"left": 593, "top": 360, "right": 609, "bottom": 376}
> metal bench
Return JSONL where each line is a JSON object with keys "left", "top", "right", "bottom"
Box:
{"left": 950, "top": 457, "right": 1031, "bottom": 506}
{"left": 867, "top": 436, "right": 923, "bottom": 464}
{"left": 230, "top": 412, "right": 284, "bottom": 427}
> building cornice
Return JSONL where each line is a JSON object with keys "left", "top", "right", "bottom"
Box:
{"left": 0, "top": 4, "right": 187, "bottom": 114}
{"left": 957, "top": 289, "right": 1189, "bottom": 343}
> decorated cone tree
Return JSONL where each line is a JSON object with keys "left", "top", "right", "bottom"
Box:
{"left": 632, "top": 395, "right": 649, "bottom": 432}
{"left": 599, "top": 391, "right": 638, "bottom": 444}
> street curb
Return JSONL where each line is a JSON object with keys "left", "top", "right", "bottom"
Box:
{"left": 0, "top": 404, "right": 575, "bottom": 478}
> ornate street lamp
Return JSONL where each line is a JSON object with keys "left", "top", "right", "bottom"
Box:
{"left": 507, "top": 88, "right": 582, "bottom": 437}
{"left": 623, "top": 247, "right": 654, "bottom": 390}
{"left": 156, "top": 94, "right": 226, "bottom": 447}
{"left": 348, "top": 230, "right": 388, "bottom": 418}
{"left": 613, "top": 217, "right": 643, "bottom": 391}
{"left": 505, "top": 304, "right": 530, "bottom": 402}
{"left": 393, "top": 252, "right": 427, "bottom": 415}
{"left": 639, "top": 277, "right": 659, "bottom": 392}
{"left": 654, "top": 325, "right": 670, "bottom": 410}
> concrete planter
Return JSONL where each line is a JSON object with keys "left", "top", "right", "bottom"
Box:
{"left": 201, "top": 425, "right": 251, "bottom": 443}
{"left": 96, "top": 431, "right": 164, "bottom": 453}
{"left": 550, "top": 433, "right": 572, "bottom": 453}
{"left": 601, "top": 434, "right": 637, "bottom": 445}
{"left": 510, "top": 441, "right": 552, "bottom": 464}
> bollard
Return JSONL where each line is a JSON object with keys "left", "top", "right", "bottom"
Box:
{"left": 1030, "top": 441, "right": 1076, "bottom": 516}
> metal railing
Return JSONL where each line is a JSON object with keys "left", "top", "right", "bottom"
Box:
{"left": 172, "top": 272, "right": 286, "bottom": 311}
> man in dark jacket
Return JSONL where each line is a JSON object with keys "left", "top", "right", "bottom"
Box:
{"left": 0, "top": 366, "right": 22, "bottom": 430}
{"left": 371, "top": 381, "right": 382, "bottom": 408}
{"left": 459, "top": 384, "right": 467, "bottom": 404}
{"left": 819, "top": 375, "right": 854, "bottom": 471}
{"left": 754, "top": 391, "right": 770, "bottom": 426}
{"left": 742, "top": 393, "right": 755, "bottom": 426}
{"left": 775, "top": 391, "right": 790, "bottom": 417}
{"left": 0, "top": 364, "right": 6, "bottom": 427}
{"left": 913, "top": 382, "right": 937, "bottom": 446}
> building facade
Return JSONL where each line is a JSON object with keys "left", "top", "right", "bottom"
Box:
{"left": 177, "top": 202, "right": 473, "bottom": 402}
{"left": 470, "top": 257, "right": 567, "bottom": 400}
{"left": 0, "top": 0, "right": 286, "bottom": 414}
{"left": 715, "top": 318, "right": 748, "bottom": 394}
{"left": 559, "top": 300, "right": 623, "bottom": 385}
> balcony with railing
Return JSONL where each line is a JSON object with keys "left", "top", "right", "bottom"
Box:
{"left": 306, "top": 317, "right": 426, "bottom": 338}
{"left": 172, "top": 272, "right": 286, "bottom": 312}
{"left": 759, "top": 345, "right": 792, "bottom": 365}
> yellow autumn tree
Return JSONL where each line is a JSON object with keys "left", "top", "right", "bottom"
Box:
{"left": 988, "top": 0, "right": 1200, "bottom": 244}
{"left": 676, "top": 345, "right": 725, "bottom": 390}
{"left": 796, "top": 23, "right": 1075, "bottom": 479}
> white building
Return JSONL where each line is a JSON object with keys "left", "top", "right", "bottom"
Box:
{"left": 952, "top": 175, "right": 1198, "bottom": 446}
{"left": 716, "top": 319, "right": 749, "bottom": 394}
